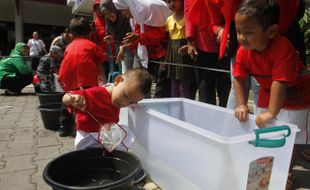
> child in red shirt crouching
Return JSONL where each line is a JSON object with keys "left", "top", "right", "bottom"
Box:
{"left": 62, "top": 68, "right": 152, "bottom": 150}
{"left": 233, "top": 0, "right": 310, "bottom": 144}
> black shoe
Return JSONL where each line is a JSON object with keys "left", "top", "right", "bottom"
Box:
{"left": 134, "top": 168, "right": 147, "bottom": 184}
{"left": 4, "top": 90, "right": 19, "bottom": 96}
{"left": 58, "top": 126, "right": 70, "bottom": 137}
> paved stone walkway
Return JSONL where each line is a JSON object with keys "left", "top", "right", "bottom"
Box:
{"left": 0, "top": 86, "right": 74, "bottom": 190}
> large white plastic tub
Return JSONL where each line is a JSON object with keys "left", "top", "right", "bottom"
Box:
{"left": 127, "top": 98, "right": 298, "bottom": 190}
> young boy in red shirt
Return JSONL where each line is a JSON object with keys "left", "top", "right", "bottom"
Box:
{"left": 62, "top": 68, "right": 152, "bottom": 150}
{"left": 58, "top": 17, "right": 106, "bottom": 91}
{"left": 233, "top": 0, "right": 309, "bottom": 144}
{"left": 58, "top": 17, "right": 107, "bottom": 137}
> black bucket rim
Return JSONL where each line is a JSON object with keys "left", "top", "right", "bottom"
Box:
{"left": 36, "top": 92, "right": 65, "bottom": 96}
{"left": 37, "top": 102, "right": 63, "bottom": 112}
{"left": 43, "top": 148, "right": 141, "bottom": 190}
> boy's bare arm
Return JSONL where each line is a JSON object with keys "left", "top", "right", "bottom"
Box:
{"left": 234, "top": 78, "right": 250, "bottom": 122}
{"left": 256, "top": 81, "right": 286, "bottom": 128}
{"left": 62, "top": 93, "right": 87, "bottom": 111}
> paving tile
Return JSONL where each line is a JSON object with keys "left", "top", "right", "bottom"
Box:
{"left": 1, "top": 155, "right": 35, "bottom": 173}
{"left": 14, "top": 128, "right": 35, "bottom": 136}
{"left": 0, "top": 169, "right": 36, "bottom": 190}
{"left": 36, "top": 136, "right": 60, "bottom": 148}
{"left": 6, "top": 142, "right": 35, "bottom": 157}
{"left": 32, "top": 159, "right": 50, "bottom": 184}
{"left": 12, "top": 134, "right": 35, "bottom": 144}
{"left": 34, "top": 146, "right": 60, "bottom": 161}
{"left": 0, "top": 141, "right": 8, "bottom": 152}
{"left": 37, "top": 181, "right": 53, "bottom": 190}
{"left": 0, "top": 133, "right": 12, "bottom": 142}
{"left": 58, "top": 137, "right": 74, "bottom": 151}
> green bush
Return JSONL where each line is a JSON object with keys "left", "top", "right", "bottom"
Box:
{"left": 299, "top": 8, "right": 310, "bottom": 67}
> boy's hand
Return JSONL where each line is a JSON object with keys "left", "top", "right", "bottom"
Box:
{"left": 256, "top": 111, "right": 275, "bottom": 128}
{"left": 67, "top": 94, "right": 87, "bottom": 112}
{"left": 235, "top": 104, "right": 250, "bottom": 122}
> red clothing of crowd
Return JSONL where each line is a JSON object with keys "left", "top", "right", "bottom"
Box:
{"left": 130, "top": 24, "right": 167, "bottom": 59}
{"left": 91, "top": 17, "right": 109, "bottom": 62}
{"left": 69, "top": 86, "right": 120, "bottom": 133}
{"left": 58, "top": 38, "right": 105, "bottom": 91}
{"left": 91, "top": 0, "right": 109, "bottom": 62}
{"left": 184, "top": 0, "right": 219, "bottom": 53}
{"left": 233, "top": 36, "right": 308, "bottom": 109}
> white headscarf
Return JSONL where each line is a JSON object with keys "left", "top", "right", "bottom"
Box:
{"left": 112, "top": 0, "right": 171, "bottom": 27}
{"left": 113, "top": 0, "right": 171, "bottom": 68}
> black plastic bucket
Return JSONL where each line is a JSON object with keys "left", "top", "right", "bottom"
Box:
{"left": 43, "top": 148, "right": 141, "bottom": 190}
{"left": 37, "top": 92, "right": 64, "bottom": 105}
{"left": 38, "top": 103, "right": 62, "bottom": 130}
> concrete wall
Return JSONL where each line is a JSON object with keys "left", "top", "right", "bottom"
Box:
{"left": 0, "top": 0, "right": 73, "bottom": 26}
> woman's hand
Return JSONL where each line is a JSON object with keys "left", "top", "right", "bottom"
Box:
{"left": 256, "top": 111, "right": 275, "bottom": 128}
{"left": 104, "top": 35, "right": 114, "bottom": 44}
{"left": 122, "top": 32, "right": 139, "bottom": 46}
{"left": 235, "top": 104, "right": 250, "bottom": 122}
{"left": 116, "top": 45, "right": 126, "bottom": 63}
{"left": 186, "top": 42, "right": 198, "bottom": 60}
{"left": 178, "top": 45, "right": 188, "bottom": 56}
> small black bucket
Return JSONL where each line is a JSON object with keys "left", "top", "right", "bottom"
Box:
{"left": 37, "top": 92, "right": 64, "bottom": 105}
{"left": 43, "top": 148, "right": 141, "bottom": 190}
{"left": 38, "top": 103, "right": 62, "bottom": 130}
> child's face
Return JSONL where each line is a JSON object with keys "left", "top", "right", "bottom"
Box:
{"left": 168, "top": 0, "right": 183, "bottom": 14}
{"left": 103, "top": 9, "right": 117, "bottom": 22}
{"left": 111, "top": 76, "right": 145, "bottom": 108}
{"left": 235, "top": 13, "right": 271, "bottom": 52}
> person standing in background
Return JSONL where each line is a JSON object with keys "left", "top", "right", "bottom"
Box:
{"left": 51, "top": 28, "right": 73, "bottom": 55}
{"left": 100, "top": 0, "right": 138, "bottom": 74}
{"left": 27, "top": 31, "right": 47, "bottom": 71}
{"left": 91, "top": 0, "right": 109, "bottom": 83}
{"left": 113, "top": 0, "right": 172, "bottom": 98}
{"left": 185, "top": 0, "right": 230, "bottom": 105}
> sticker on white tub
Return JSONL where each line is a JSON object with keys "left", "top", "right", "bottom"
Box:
{"left": 246, "top": 157, "right": 274, "bottom": 190}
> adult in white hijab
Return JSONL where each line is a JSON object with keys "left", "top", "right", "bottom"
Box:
{"left": 112, "top": 0, "right": 171, "bottom": 68}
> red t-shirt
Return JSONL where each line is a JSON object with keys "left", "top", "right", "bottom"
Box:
{"left": 184, "top": 0, "right": 219, "bottom": 53}
{"left": 133, "top": 24, "right": 167, "bottom": 59}
{"left": 58, "top": 38, "right": 105, "bottom": 91}
{"left": 207, "top": 0, "right": 299, "bottom": 58}
{"left": 69, "top": 86, "right": 120, "bottom": 133}
{"left": 233, "top": 36, "right": 308, "bottom": 109}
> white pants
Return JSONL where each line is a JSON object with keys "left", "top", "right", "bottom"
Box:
{"left": 258, "top": 107, "right": 310, "bottom": 144}
{"left": 75, "top": 131, "right": 101, "bottom": 150}
{"left": 75, "top": 125, "right": 136, "bottom": 150}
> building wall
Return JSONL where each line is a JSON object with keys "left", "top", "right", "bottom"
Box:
{"left": 0, "top": 0, "right": 75, "bottom": 55}
{"left": 0, "top": 0, "right": 73, "bottom": 26}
